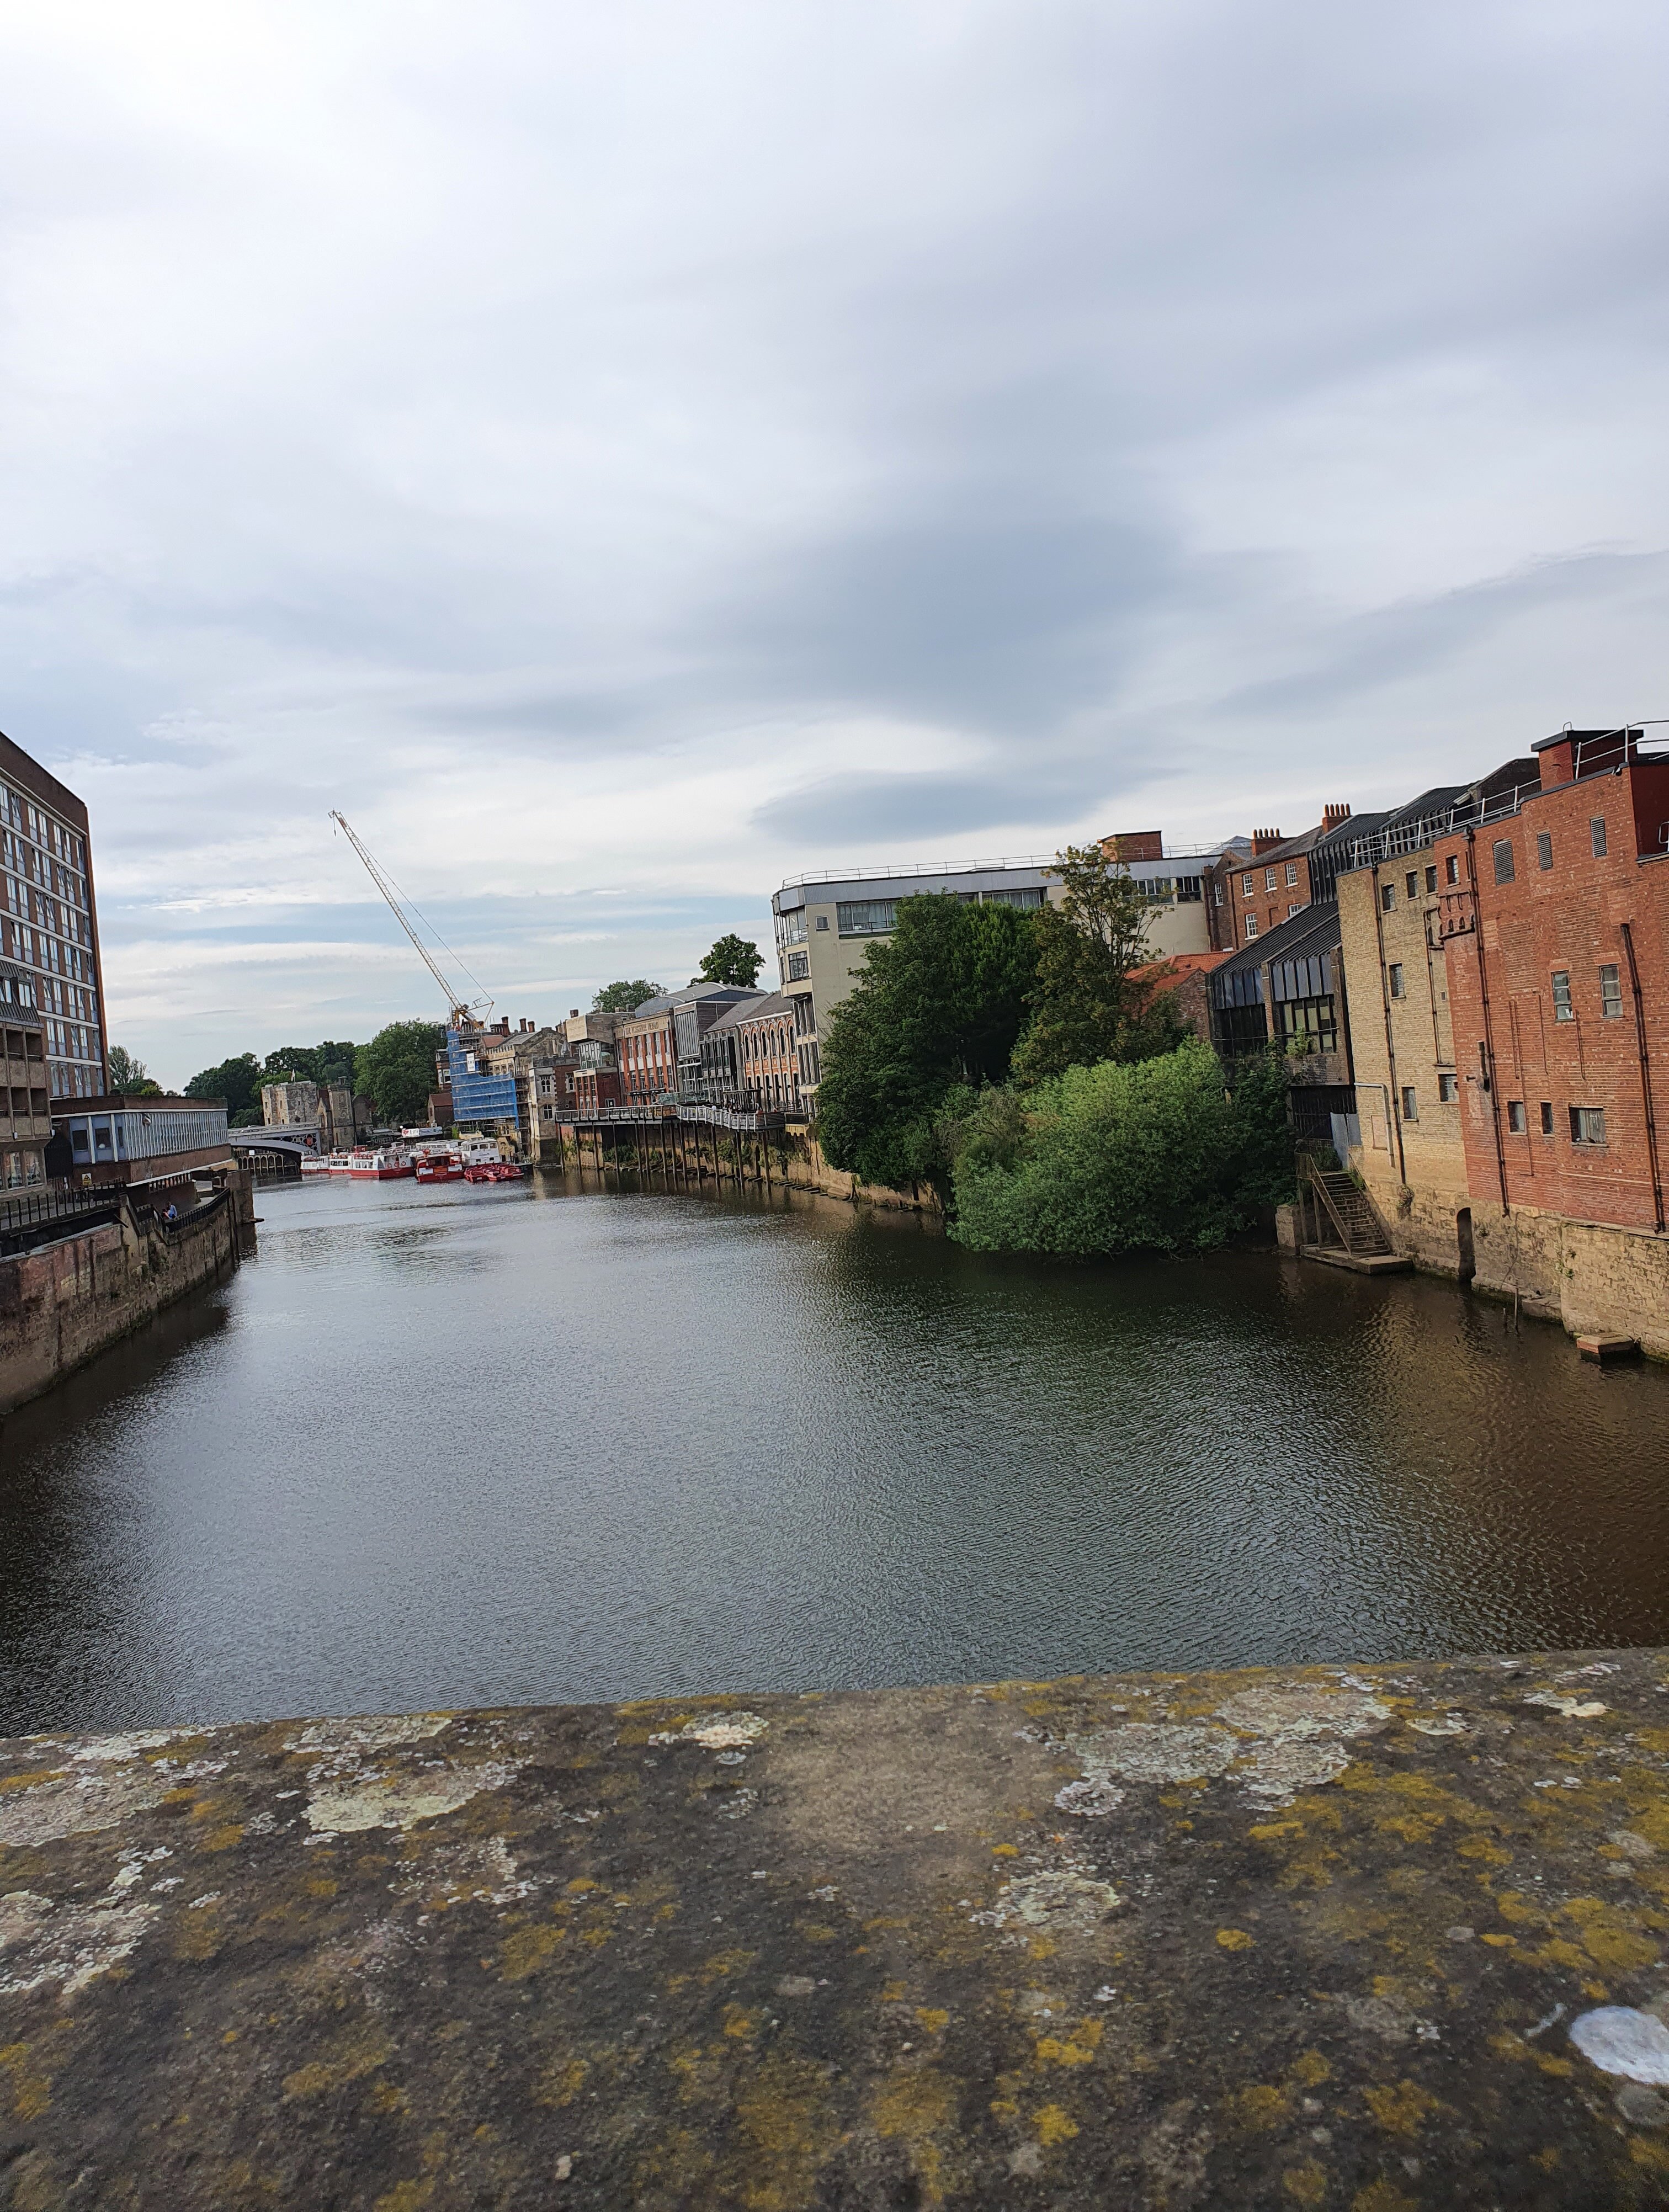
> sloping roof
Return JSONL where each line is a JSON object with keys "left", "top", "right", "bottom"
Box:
{"left": 703, "top": 993, "right": 775, "bottom": 1035}
{"left": 1129, "top": 952, "right": 1231, "bottom": 995}
{"left": 1214, "top": 899, "right": 1341, "bottom": 983}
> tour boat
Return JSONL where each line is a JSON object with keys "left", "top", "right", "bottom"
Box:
{"left": 325, "top": 1152, "right": 356, "bottom": 1174}
{"left": 344, "top": 1147, "right": 414, "bottom": 1181}
{"left": 462, "top": 1159, "right": 526, "bottom": 1183}
{"left": 413, "top": 1148, "right": 464, "bottom": 1184}
{"left": 299, "top": 1154, "right": 333, "bottom": 1176}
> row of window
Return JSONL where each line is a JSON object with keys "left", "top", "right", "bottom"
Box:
{"left": 1243, "top": 862, "right": 1303, "bottom": 896}
{"left": 1, "top": 785, "right": 86, "bottom": 875}
{"left": 1494, "top": 818, "right": 1608, "bottom": 884}
{"left": 1399, "top": 1082, "right": 1610, "bottom": 1147}
{"left": 1241, "top": 905, "right": 1305, "bottom": 939}
{"left": 1388, "top": 958, "right": 1625, "bottom": 1022}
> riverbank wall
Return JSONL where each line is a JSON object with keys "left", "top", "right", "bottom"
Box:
{"left": 0, "top": 1182, "right": 249, "bottom": 1415}
{"left": 548, "top": 1117, "right": 943, "bottom": 1215}
{"left": 6, "top": 1648, "right": 1669, "bottom": 2208}
{"left": 1464, "top": 1198, "right": 1669, "bottom": 1360}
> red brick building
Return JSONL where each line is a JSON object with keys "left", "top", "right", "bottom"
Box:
{"left": 1436, "top": 727, "right": 1669, "bottom": 1236}
{"left": 571, "top": 1066, "right": 624, "bottom": 1114}
{"left": 1205, "top": 807, "right": 1353, "bottom": 951}
{"left": 616, "top": 1004, "right": 677, "bottom": 1103}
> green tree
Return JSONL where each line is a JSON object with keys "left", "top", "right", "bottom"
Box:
{"left": 815, "top": 894, "right": 1038, "bottom": 1189}
{"left": 185, "top": 1052, "right": 262, "bottom": 1117}
{"left": 943, "top": 1038, "right": 1295, "bottom": 1256}
{"left": 698, "top": 934, "right": 764, "bottom": 989}
{"left": 592, "top": 980, "right": 665, "bottom": 1012}
{"left": 354, "top": 1020, "right": 446, "bottom": 1125}
{"left": 1011, "top": 844, "right": 1179, "bottom": 1085}
{"left": 106, "top": 1045, "right": 163, "bottom": 1096}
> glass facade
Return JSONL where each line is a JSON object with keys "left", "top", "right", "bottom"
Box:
{"left": 446, "top": 1028, "right": 518, "bottom": 1126}
{"left": 63, "top": 1102, "right": 228, "bottom": 1166}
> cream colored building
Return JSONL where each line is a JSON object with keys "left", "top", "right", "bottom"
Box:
{"left": 770, "top": 844, "right": 1230, "bottom": 1100}
{"left": 1337, "top": 856, "right": 1473, "bottom": 1273}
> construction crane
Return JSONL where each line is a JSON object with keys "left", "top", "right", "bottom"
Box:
{"left": 329, "top": 810, "right": 494, "bottom": 1025}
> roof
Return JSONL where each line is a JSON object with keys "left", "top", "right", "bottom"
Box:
{"left": 624, "top": 982, "right": 759, "bottom": 1020}
{"left": 703, "top": 993, "right": 777, "bottom": 1036}
{"left": 1214, "top": 900, "right": 1342, "bottom": 983}
{"left": 1129, "top": 953, "right": 1232, "bottom": 996}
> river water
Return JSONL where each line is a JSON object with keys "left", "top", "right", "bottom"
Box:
{"left": 3, "top": 1174, "right": 1668, "bottom": 1734}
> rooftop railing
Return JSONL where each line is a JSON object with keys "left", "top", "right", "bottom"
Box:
{"left": 778, "top": 842, "right": 1235, "bottom": 893}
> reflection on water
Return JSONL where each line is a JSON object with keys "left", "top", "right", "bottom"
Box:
{"left": 4, "top": 1171, "right": 1668, "bottom": 1733}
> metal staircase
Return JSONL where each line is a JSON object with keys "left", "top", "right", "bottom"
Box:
{"left": 1296, "top": 1159, "right": 1409, "bottom": 1273}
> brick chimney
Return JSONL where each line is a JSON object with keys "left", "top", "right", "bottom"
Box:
{"left": 1251, "top": 828, "right": 1284, "bottom": 855}
{"left": 1321, "top": 802, "right": 1351, "bottom": 831}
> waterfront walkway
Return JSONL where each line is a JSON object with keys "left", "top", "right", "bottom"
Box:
{"left": 5, "top": 1652, "right": 1669, "bottom": 2206}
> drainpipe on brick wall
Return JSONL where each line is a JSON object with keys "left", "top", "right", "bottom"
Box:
{"left": 1463, "top": 828, "right": 1511, "bottom": 1215}
{"left": 1368, "top": 863, "right": 1408, "bottom": 1188}
{"left": 1620, "top": 920, "right": 1666, "bottom": 1234}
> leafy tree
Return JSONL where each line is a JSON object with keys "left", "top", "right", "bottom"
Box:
{"left": 592, "top": 980, "right": 665, "bottom": 1013}
{"left": 943, "top": 1039, "right": 1295, "bottom": 1256}
{"left": 185, "top": 1052, "right": 262, "bottom": 1116}
{"left": 354, "top": 1020, "right": 446, "bottom": 1125}
{"left": 1011, "top": 845, "right": 1179, "bottom": 1085}
{"left": 815, "top": 894, "right": 1038, "bottom": 1189}
{"left": 698, "top": 934, "right": 764, "bottom": 989}
{"left": 106, "top": 1045, "right": 163, "bottom": 1096}
{"left": 259, "top": 1040, "right": 358, "bottom": 1089}
{"left": 1226, "top": 1045, "right": 1299, "bottom": 1209}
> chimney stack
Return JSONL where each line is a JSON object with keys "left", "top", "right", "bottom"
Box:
{"left": 1251, "top": 828, "right": 1284, "bottom": 855}
{"left": 1321, "top": 802, "right": 1352, "bottom": 831}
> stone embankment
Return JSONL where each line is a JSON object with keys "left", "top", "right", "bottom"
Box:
{"left": 0, "top": 1179, "right": 251, "bottom": 1414}
{"left": 8, "top": 1651, "right": 1669, "bottom": 2205}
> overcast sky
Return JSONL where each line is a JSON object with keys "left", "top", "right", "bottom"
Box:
{"left": 3, "top": 1, "right": 1667, "bottom": 1082}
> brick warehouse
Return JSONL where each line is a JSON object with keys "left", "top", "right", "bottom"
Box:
{"left": 1338, "top": 724, "right": 1669, "bottom": 1354}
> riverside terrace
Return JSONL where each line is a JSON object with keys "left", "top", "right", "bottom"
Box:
{"left": 9, "top": 1658, "right": 1669, "bottom": 2204}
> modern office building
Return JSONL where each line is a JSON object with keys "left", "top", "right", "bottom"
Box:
{"left": 54, "top": 1096, "right": 232, "bottom": 1186}
{"left": 1, "top": 729, "right": 107, "bottom": 1101}
{"left": 769, "top": 838, "right": 1233, "bottom": 1101}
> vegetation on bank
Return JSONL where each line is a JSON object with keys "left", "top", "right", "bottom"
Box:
{"left": 815, "top": 844, "right": 1295, "bottom": 1253}
{"left": 941, "top": 1040, "right": 1293, "bottom": 1255}
{"left": 183, "top": 1024, "right": 444, "bottom": 1128}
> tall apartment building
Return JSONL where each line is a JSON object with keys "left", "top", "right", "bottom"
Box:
{"left": 770, "top": 837, "right": 1232, "bottom": 1103}
{"left": 1, "top": 730, "right": 106, "bottom": 1101}
{"left": 1, "top": 959, "right": 52, "bottom": 1188}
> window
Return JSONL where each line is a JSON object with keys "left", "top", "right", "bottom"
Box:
{"left": 1400, "top": 1086, "right": 1418, "bottom": 1121}
{"left": 1506, "top": 1098, "right": 1526, "bottom": 1131}
{"left": 1242, "top": 873, "right": 1254, "bottom": 896}
{"left": 1285, "top": 862, "right": 1299, "bottom": 887}
{"left": 1540, "top": 1102, "right": 1554, "bottom": 1135}
{"left": 1388, "top": 963, "right": 1405, "bottom": 998}
{"left": 1288, "top": 903, "right": 1303, "bottom": 918}
{"left": 1264, "top": 867, "right": 1278, "bottom": 891}
{"left": 1570, "top": 1105, "right": 1607, "bottom": 1146}
{"left": 815, "top": 914, "right": 829, "bottom": 930}
{"left": 1243, "top": 915, "right": 1258, "bottom": 938}
{"left": 1599, "top": 963, "right": 1624, "bottom": 1018}
{"left": 1551, "top": 970, "right": 1574, "bottom": 1022}
{"left": 1380, "top": 883, "right": 1395, "bottom": 912}
{"left": 785, "top": 950, "right": 809, "bottom": 981}
{"left": 1213, "top": 880, "right": 1224, "bottom": 906}
{"left": 1591, "top": 817, "right": 1608, "bottom": 858}
{"left": 836, "top": 898, "right": 897, "bottom": 937}
{"left": 1536, "top": 831, "right": 1553, "bottom": 871}
{"left": 1441, "top": 1074, "right": 1461, "bottom": 1105}
{"left": 1492, "top": 838, "right": 1516, "bottom": 884}
{"left": 775, "top": 907, "right": 807, "bottom": 946}
{"left": 1445, "top": 854, "right": 1460, "bottom": 886}
{"left": 1425, "top": 866, "right": 1438, "bottom": 894}
{"left": 1176, "top": 875, "right": 1202, "bottom": 902}
{"left": 1405, "top": 870, "right": 1418, "bottom": 898}
{"left": 1275, "top": 997, "right": 1338, "bottom": 1054}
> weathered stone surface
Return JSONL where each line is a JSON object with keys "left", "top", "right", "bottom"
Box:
{"left": 7, "top": 1652, "right": 1669, "bottom": 2206}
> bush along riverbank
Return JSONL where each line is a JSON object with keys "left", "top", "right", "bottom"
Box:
{"left": 939, "top": 1038, "right": 1294, "bottom": 1255}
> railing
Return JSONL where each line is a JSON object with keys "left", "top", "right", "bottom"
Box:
{"left": 156, "top": 1189, "right": 229, "bottom": 1240}
{"left": 778, "top": 843, "right": 1231, "bottom": 891}
{"left": 0, "top": 1181, "right": 120, "bottom": 1238}
{"left": 550, "top": 1099, "right": 791, "bottom": 1134}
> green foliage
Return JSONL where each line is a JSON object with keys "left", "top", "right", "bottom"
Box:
{"left": 105, "top": 1045, "right": 163, "bottom": 1096}
{"left": 184, "top": 1051, "right": 262, "bottom": 1115}
{"left": 815, "top": 894, "right": 1038, "bottom": 1189}
{"left": 944, "top": 1039, "right": 1294, "bottom": 1256}
{"left": 698, "top": 934, "right": 764, "bottom": 989}
{"left": 1011, "top": 844, "right": 1177, "bottom": 1084}
{"left": 353, "top": 1020, "right": 446, "bottom": 1126}
{"left": 1225, "top": 1045, "right": 1300, "bottom": 1209}
{"left": 259, "top": 1040, "right": 358, "bottom": 1089}
{"left": 592, "top": 980, "right": 665, "bottom": 1012}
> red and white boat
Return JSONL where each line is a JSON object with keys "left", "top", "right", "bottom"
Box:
{"left": 413, "top": 1143, "right": 464, "bottom": 1184}
{"left": 344, "top": 1147, "right": 414, "bottom": 1181}
{"left": 458, "top": 1135, "right": 525, "bottom": 1183}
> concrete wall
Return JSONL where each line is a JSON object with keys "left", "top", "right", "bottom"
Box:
{"left": 0, "top": 1194, "right": 241, "bottom": 1414}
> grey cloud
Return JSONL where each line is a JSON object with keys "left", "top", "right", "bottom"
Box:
{"left": 752, "top": 759, "right": 1107, "bottom": 847}
{"left": 1218, "top": 550, "right": 1669, "bottom": 722}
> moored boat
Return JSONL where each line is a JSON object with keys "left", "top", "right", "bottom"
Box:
{"left": 345, "top": 1147, "right": 414, "bottom": 1181}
